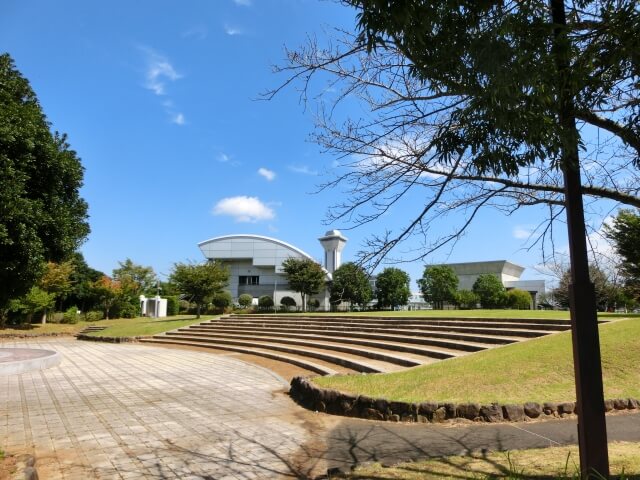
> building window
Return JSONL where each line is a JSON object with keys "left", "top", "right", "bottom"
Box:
{"left": 239, "top": 276, "right": 259, "bottom": 285}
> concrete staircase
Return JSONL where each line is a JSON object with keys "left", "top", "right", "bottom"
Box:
{"left": 140, "top": 314, "right": 573, "bottom": 375}
{"left": 75, "top": 325, "right": 107, "bottom": 337}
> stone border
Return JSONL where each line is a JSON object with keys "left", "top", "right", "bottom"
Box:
{"left": 0, "top": 332, "right": 73, "bottom": 339}
{"left": 76, "top": 334, "right": 150, "bottom": 343}
{"left": 290, "top": 376, "right": 640, "bottom": 423}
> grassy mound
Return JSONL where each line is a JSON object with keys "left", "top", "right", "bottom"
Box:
{"left": 314, "top": 317, "right": 640, "bottom": 404}
{"left": 87, "top": 315, "right": 215, "bottom": 337}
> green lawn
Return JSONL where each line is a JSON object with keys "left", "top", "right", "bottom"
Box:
{"left": 86, "top": 315, "right": 216, "bottom": 337}
{"left": 314, "top": 317, "right": 640, "bottom": 404}
{"left": 347, "top": 442, "right": 640, "bottom": 479}
{"left": 297, "top": 310, "right": 640, "bottom": 320}
{"left": 0, "top": 315, "right": 213, "bottom": 338}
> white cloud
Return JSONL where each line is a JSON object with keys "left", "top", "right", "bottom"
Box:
{"left": 513, "top": 226, "right": 533, "bottom": 240}
{"left": 288, "top": 164, "right": 318, "bottom": 176}
{"left": 258, "top": 167, "right": 275, "bottom": 181}
{"left": 172, "top": 113, "right": 186, "bottom": 125}
{"left": 217, "top": 153, "right": 231, "bottom": 163}
{"left": 182, "top": 25, "right": 208, "bottom": 40}
{"left": 224, "top": 24, "right": 244, "bottom": 36}
{"left": 233, "top": 0, "right": 252, "bottom": 6}
{"left": 213, "top": 196, "right": 275, "bottom": 222}
{"left": 141, "top": 48, "right": 182, "bottom": 96}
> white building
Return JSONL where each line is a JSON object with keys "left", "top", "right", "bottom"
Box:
{"left": 198, "top": 231, "right": 348, "bottom": 310}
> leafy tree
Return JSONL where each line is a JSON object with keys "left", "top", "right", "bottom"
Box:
{"left": 0, "top": 54, "right": 89, "bottom": 320}
{"left": 90, "top": 276, "right": 122, "bottom": 320}
{"left": 506, "top": 289, "right": 533, "bottom": 310}
{"left": 112, "top": 259, "right": 156, "bottom": 296}
{"left": 553, "top": 266, "right": 613, "bottom": 311}
{"left": 417, "top": 265, "right": 458, "bottom": 309}
{"left": 38, "top": 261, "right": 74, "bottom": 322}
{"left": 375, "top": 267, "right": 411, "bottom": 309}
{"left": 61, "top": 252, "right": 104, "bottom": 313}
{"left": 281, "top": 258, "right": 326, "bottom": 312}
{"left": 258, "top": 295, "right": 274, "bottom": 310}
{"left": 211, "top": 291, "right": 233, "bottom": 312}
{"left": 169, "top": 261, "right": 229, "bottom": 318}
{"left": 605, "top": 209, "right": 640, "bottom": 300}
{"left": 454, "top": 290, "right": 479, "bottom": 310}
{"left": 9, "top": 287, "right": 55, "bottom": 324}
{"left": 472, "top": 274, "right": 507, "bottom": 309}
{"left": 330, "top": 262, "right": 372, "bottom": 308}
{"left": 237, "top": 294, "right": 253, "bottom": 308}
{"left": 165, "top": 296, "right": 180, "bottom": 316}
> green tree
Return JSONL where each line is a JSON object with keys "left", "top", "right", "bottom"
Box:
{"left": 605, "top": 209, "right": 640, "bottom": 301}
{"left": 375, "top": 267, "right": 411, "bottom": 310}
{"left": 90, "top": 276, "right": 121, "bottom": 320}
{"left": 330, "top": 262, "right": 372, "bottom": 309}
{"left": 553, "top": 266, "right": 612, "bottom": 311}
{"left": 0, "top": 54, "right": 89, "bottom": 321}
{"left": 472, "top": 274, "right": 506, "bottom": 309}
{"left": 61, "top": 252, "right": 104, "bottom": 313}
{"left": 112, "top": 259, "right": 156, "bottom": 296}
{"left": 38, "top": 261, "right": 74, "bottom": 323}
{"left": 280, "top": 296, "right": 297, "bottom": 310}
{"left": 237, "top": 294, "right": 253, "bottom": 309}
{"left": 417, "top": 265, "right": 458, "bottom": 309}
{"left": 9, "top": 286, "right": 55, "bottom": 325}
{"left": 281, "top": 258, "right": 326, "bottom": 312}
{"left": 454, "top": 290, "right": 479, "bottom": 310}
{"left": 506, "top": 289, "right": 533, "bottom": 310}
{"left": 170, "top": 261, "right": 229, "bottom": 318}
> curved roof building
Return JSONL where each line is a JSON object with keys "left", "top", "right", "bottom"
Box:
{"left": 198, "top": 232, "right": 346, "bottom": 308}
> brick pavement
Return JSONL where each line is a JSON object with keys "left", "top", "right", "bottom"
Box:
{"left": 0, "top": 338, "right": 312, "bottom": 479}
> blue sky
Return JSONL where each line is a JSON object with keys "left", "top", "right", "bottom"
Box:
{"left": 2, "top": 0, "right": 604, "bottom": 288}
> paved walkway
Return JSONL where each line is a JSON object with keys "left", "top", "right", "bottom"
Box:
{"left": 0, "top": 339, "right": 311, "bottom": 479}
{"left": 2, "top": 338, "right": 639, "bottom": 479}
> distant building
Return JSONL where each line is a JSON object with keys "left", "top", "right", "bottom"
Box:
{"left": 198, "top": 231, "right": 348, "bottom": 310}
{"left": 438, "top": 260, "right": 545, "bottom": 308}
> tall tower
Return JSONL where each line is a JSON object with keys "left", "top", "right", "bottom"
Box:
{"left": 318, "top": 230, "right": 348, "bottom": 274}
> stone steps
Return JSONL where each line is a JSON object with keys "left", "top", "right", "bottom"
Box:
{"left": 142, "top": 314, "right": 575, "bottom": 376}
{"left": 75, "top": 325, "right": 107, "bottom": 337}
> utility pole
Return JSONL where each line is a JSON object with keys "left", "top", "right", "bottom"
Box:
{"left": 549, "top": 0, "right": 609, "bottom": 477}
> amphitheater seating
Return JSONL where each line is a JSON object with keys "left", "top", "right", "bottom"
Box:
{"left": 140, "top": 314, "right": 576, "bottom": 375}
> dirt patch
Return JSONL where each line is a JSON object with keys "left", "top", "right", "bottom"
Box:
{"left": 145, "top": 341, "right": 318, "bottom": 381}
{"left": 0, "top": 453, "right": 17, "bottom": 480}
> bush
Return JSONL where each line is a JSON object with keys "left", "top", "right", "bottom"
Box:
{"left": 455, "top": 290, "right": 479, "bottom": 309}
{"left": 115, "top": 301, "right": 139, "bottom": 319}
{"left": 61, "top": 306, "right": 79, "bottom": 324}
{"left": 84, "top": 310, "right": 103, "bottom": 322}
{"left": 178, "top": 299, "right": 190, "bottom": 313}
{"left": 165, "top": 296, "right": 180, "bottom": 316}
{"left": 238, "top": 294, "right": 253, "bottom": 308}
{"left": 280, "top": 296, "right": 297, "bottom": 310}
{"left": 506, "top": 289, "right": 532, "bottom": 309}
{"left": 212, "top": 291, "right": 233, "bottom": 312}
{"left": 307, "top": 298, "right": 320, "bottom": 311}
{"left": 258, "top": 295, "right": 274, "bottom": 310}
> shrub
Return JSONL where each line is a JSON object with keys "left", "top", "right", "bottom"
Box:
{"left": 178, "top": 299, "right": 190, "bottom": 313}
{"left": 84, "top": 310, "right": 103, "bottom": 322}
{"left": 165, "top": 296, "right": 180, "bottom": 316}
{"left": 238, "top": 294, "right": 253, "bottom": 308}
{"left": 116, "top": 302, "right": 139, "bottom": 319}
{"left": 61, "top": 306, "right": 79, "bottom": 324}
{"left": 280, "top": 296, "right": 297, "bottom": 310}
{"left": 258, "top": 295, "right": 274, "bottom": 310}
{"left": 212, "top": 291, "right": 233, "bottom": 312}
{"left": 455, "top": 290, "right": 479, "bottom": 309}
{"left": 307, "top": 298, "right": 320, "bottom": 311}
{"left": 506, "top": 289, "right": 532, "bottom": 309}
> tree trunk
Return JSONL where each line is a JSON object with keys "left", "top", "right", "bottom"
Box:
{"left": 550, "top": 0, "right": 609, "bottom": 477}
{"left": 41, "top": 310, "right": 47, "bottom": 324}
{"left": 196, "top": 303, "right": 201, "bottom": 319}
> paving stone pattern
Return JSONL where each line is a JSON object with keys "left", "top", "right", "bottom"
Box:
{"left": 0, "top": 339, "right": 310, "bottom": 479}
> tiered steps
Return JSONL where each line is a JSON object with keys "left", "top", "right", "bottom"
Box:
{"left": 140, "top": 314, "right": 573, "bottom": 375}
{"left": 75, "top": 325, "right": 107, "bottom": 337}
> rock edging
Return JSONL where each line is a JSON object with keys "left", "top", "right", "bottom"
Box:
{"left": 76, "top": 334, "right": 150, "bottom": 343}
{"left": 289, "top": 376, "right": 640, "bottom": 423}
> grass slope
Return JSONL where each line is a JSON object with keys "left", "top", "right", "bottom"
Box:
{"left": 315, "top": 318, "right": 640, "bottom": 404}
{"left": 86, "top": 315, "right": 215, "bottom": 337}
